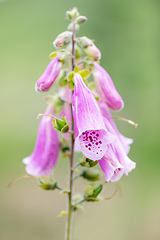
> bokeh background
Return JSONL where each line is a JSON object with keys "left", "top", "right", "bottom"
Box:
{"left": 0, "top": 0, "right": 160, "bottom": 239}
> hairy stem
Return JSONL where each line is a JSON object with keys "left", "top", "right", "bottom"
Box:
{"left": 65, "top": 22, "right": 75, "bottom": 240}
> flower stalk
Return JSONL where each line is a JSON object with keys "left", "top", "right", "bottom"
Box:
{"left": 65, "top": 21, "right": 76, "bottom": 240}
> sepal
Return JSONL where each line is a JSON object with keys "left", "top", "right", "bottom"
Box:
{"left": 52, "top": 116, "right": 69, "bottom": 133}
{"left": 39, "top": 176, "right": 57, "bottom": 190}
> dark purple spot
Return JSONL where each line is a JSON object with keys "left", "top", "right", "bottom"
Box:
{"left": 88, "top": 148, "right": 91, "bottom": 151}
{"left": 99, "top": 141, "right": 102, "bottom": 144}
{"left": 93, "top": 131, "right": 95, "bottom": 134}
{"left": 96, "top": 152, "right": 99, "bottom": 154}
{"left": 100, "top": 150, "right": 102, "bottom": 152}
{"left": 96, "top": 134, "right": 99, "bottom": 137}
{"left": 88, "top": 143, "right": 91, "bottom": 147}
{"left": 85, "top": 145, "right": 88, "bottom": 148}
{"left": 96, "top": 142, "right": 99, "bottom": 145}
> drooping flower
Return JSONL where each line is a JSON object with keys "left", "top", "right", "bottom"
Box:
{"left": 23, "top": 104, "right": 59, "bottom": 177}
{"left": 35, "top": 56, "right": 61, "bottom": 92}
{"left": 98, "top": 99, "right": 133, "bottom": 154}
{"left": 97, "top": 100, "right": 135, "bottom": 182}
{"left": 72, "top": 73, "right": 114, "bottom": 161}
{"left": 99, "top": 136, "right": 136, "bottom": 182}
{"left": 92, "top": 62, "right": 124, "bottom": 111}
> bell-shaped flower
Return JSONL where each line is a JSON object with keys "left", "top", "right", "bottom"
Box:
{"left": 23, "top": 104, "right": 59, "bottom": 177}
{"left": 35, "top": 56, "right": 61, "bottom": 92}
{"left": 98, "top": 99, "right": 133, "bottom": 154}
{"left": 72, "top": 73, "right": 114, "bottom": 161}
{"left": 98, "top": 111, "right": 135, "bottom": 181}
{"left": 98, "top": 147, "right": 124, "bottom": 182}
{"left": 99, "top": 136, "right": 136, "bottom": 182}
{"left": 92, "top": 62, "right": 124, "bottom": 111}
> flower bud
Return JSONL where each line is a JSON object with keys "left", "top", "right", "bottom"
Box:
{"left": 52, "top": 117, "right": 68, "bottom": 132}
{"left": 81, "top": 169, "right": 100, "bottom": 181}
{"left": 78, "top": 37, "right": 101, "bottom": 60}
{"left": 76, "top": 16, "right": 87, "bottom": 24}
{"left": 67, "top": 23, "right": 80, "bottom": 32}
{"left": 78, "top": 36, "right": 93, "bottom": 48}
{"left": 86, "top": 158, "right": 98, "bottom": 167}
{"left": 39, "top": 176, "right": 57, "bottom": 190}
{"left": 53, "top": 31, "right": 72, "bottom": 48}
{"left": 84, "top": 185, "right": 94, "bottom": 197}
{"left": 66, "top": 7, "right": 79, "bottom": 20}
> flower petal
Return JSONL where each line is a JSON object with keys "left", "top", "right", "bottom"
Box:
{"left": 93, "top": 63, "right": 124, "bottom": 111}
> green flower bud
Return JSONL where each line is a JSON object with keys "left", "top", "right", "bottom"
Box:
{"left": 76, "top": 16, "right": 87, "bottom": 24}
{"left": 78, "top": 36, "right": 93, "bottom": 48}
{"left": 66, "top": 7, "right": 79, "bottom": 20}
{"left": 81, "top": 169, "right": 100, "bottom": 181}
{"left": 53, "top": 31, "right": 72, "bottom": 48}
{"left": 52, "top": 116, "right": 68, "bottom": 132}
{"left": 86, "top": 158, "right": 98, "bottom": 167}
{"left": 84, "top": 185, "right": 94, "bottom": 197}
{"left": 39, "top": 176, "right": 57, "bottom": 190}
{"left": 61, "top": 124, "right": 69, "bottom": 133}
{"left": 75, "top": 45, "right": 82, "bottom": 59}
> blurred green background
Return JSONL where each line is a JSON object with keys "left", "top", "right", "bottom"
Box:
{"left": 0, "top": 0, "right": 160, "bottom": 239}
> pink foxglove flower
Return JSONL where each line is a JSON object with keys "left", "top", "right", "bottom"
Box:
{"left": 92, "top": 62, "right": 124, "bottom": 111}
{"left": 99, "top": 135, "right": 136, "bottom": 182}
{"left": 23, "top": 104, "right": 59, "bottom": 177}
{"left": 72, "top": 73, "right": 114, "bottom": 161}
{"left": 99, "top": 99, "right": 133, "bottom": 154}
{"left": 35, "top": 56, "right": 61, "bottom": 92}
{"left": 97, "top": 102, "right": 135, "bottom": 181}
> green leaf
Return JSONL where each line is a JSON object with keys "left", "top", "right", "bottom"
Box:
{"left": 49, "top": 51, "right": 57, "bottom": 59}
{"left": 68, "top": 80, "right": 75, "bottom": 90}
{"left": 57, "top": 211, "right": 67, "bottom": 217}
{"left": 74, "top": 65, "right": 79, "bottom": 73}
{"left": 67, "top": 71, "right": 74, "bottom": 81}
{"left": 79, "top": 69, "right": 90, "bottom": 79}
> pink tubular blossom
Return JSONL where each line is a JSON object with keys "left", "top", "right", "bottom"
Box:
{"left": 92, "top": 62, "right": 124, "bottom": 111}
{"left": 72, "top": 73, "right": 114, "bottom": 161}
{"left": 97, "top": 100, "right": 135, "bottom": 182}
{"left": 35, "top": 57, "right": 61, "bottom": 92}
{"left": 99, "top": 136, "right": 136, "bottom": 182}
{"left": 23, "top": 104, "right": 59, "bottom": 177}
{"left": 98, "top": 99, "right": 133, "bottom": 154}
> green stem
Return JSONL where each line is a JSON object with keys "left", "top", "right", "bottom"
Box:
{"left": 65, "top": 22, "right": 76, "bottom": 240}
